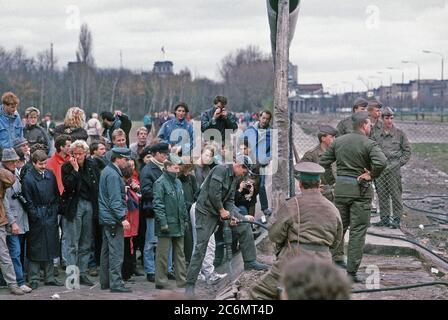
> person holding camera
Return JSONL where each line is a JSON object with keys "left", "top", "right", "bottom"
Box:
{"left": 200, "top": 95, "right": 238, "bottom": 147}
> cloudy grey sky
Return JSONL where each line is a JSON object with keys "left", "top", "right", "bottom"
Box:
{"left": 2, "top": 0, "right": 447, "bottom": 92}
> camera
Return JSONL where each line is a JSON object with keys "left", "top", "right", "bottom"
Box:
{"left": 12, "top": 192, "right": 28, "bottom": 206}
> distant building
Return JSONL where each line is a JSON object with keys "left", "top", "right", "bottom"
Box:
{"left": 153, "top": 61, "right": 173, "bottom": 76}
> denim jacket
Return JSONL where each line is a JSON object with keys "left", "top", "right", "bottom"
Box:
{"left": 0, "top": 105, "right": 24, "bottom": 148}
{"left": 157, "top": 117, "right": 194, "bottom": 153}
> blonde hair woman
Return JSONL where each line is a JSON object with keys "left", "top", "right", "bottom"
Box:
{"left": 54, "top": 107, "right": 88, "bottom": 141}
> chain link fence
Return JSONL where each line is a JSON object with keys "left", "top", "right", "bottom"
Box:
{"left": 292, "top": 113, "right": 448, "bottom": 250}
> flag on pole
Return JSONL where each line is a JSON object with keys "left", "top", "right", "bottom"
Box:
{"left": 161, "top": 46, "right": 165, "bottom": 54}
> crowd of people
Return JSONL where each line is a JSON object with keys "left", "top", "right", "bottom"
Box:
{"left": 0, "top": 90, "right": 410, "bottom": 299}
{"left": 0, "top": 92, "right": 273, "bottom": 296}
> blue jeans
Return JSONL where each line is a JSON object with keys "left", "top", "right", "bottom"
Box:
{"left": 258, "top": 174, "right": 269, "bottom": 211}
{"left": 6, "top": 234, "right": 25, "bottom": 286}
{"left": 143, "top": 218, "right": 172, "bottom": 274}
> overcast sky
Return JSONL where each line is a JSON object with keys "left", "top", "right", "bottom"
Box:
{"left": 2, "top": 0, "right": 447, "bottom": 92}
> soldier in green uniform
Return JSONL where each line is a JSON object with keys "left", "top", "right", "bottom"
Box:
{"left": 367, "top": 99, "right": 383, "bottom": 140}
{"left": 319, "top": 112, "right": 387, "bottom": 282}
{"left": 336, "top": 97, "right": 368, "bottom": 136}
{"left": 371, "top": 107, "right": 411, "bottom": 228}
{"left": 301, "top": 125, "right": 338, "bottom": 201}
{"left": 249, "top": 162, "right": 343, "bottom": 300}
{"left": 185, "top": 156, "right": 267, "bottom": 296}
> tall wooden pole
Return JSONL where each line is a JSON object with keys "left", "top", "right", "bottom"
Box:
{"left": 272, "top": 0, "right": 290, "bottom": 213}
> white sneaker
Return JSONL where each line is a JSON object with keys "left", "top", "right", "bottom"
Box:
{"left": 206, "top": 272, "right": 227, "bottom": 285}
{"left": 20, "top": 284, "right": 33, "bottom": 293}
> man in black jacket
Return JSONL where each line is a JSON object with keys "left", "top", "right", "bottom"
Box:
{"left": 100, "top": 111, "right": 132, "bottom": 147}
{"left": 200, "top": 96, "right": 238, "bottom": 147}
{"left": 61, "top": 140, "right": 100, "bottom": 286}
{"left": 140, "top": 142, "right": 172, "bottom": 282}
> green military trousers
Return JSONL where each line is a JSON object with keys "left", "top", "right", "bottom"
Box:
{"left": 156, "top": 236, "right": 187, "bottom": 288}
{"left": 375, "top": 170, "right": 403, "bottom": 223}
{"left": 334, "top": 197, "right": 371, "bottom": 274}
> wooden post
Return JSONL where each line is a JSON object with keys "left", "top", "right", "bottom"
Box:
{"left": 272, "top": 0, "right": 290, "bottom": 213}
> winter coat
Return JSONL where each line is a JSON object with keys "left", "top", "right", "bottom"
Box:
{"left": 24, "top": 124, "right": 49, "bottom": 149}
{"left": 178, "top": 173, "right": 198, "bottom": 212}
{"left": 200, "top": 106, "right": 238, "bottom": 145}
{"left": 61, "top": 157, "right": 100, "bottom": 220}
{"left": 0, "top": 168, "right": 15, "bottom": 226}
{"left": 3, "top": 166, "right": 29, "bottom": 234}
{"left": 157, "top": 117, "right": 194, "bottom": 153}
{"left": 40, "top": 120, "right": 56, "bottom": 137}
{"left": 54, "top": 124, "right": 88, "bottom": 141}
{"left": 153, "top": 171, "right": 188, "bottom": 237}
{"left": 98, "top": 163, "right": 127, "bottom": 226}
{"left": 22, "top": 168, "right": 60, "bottom": 262}
{"left": 140, "top": 160, "right": 163, "bottom": 218}
{"left": 124, "top": 176, "right": 140, "bottom": 238}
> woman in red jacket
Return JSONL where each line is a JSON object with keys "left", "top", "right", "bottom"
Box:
{"left": 121, "top": 159, "right": 141, "bottom": 281}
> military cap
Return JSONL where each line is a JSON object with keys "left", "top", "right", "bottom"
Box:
{"left": 318, "top": 125, "right": 338, "bottom": 136}
{"left": 382, "top": 107, "right": 394, "bottom": 117}
{"left": 351, "top": 111, "right": 370, "bottom": 127}
{"left": 1, "top": 148, "right": 19, "bottom": 162}
{"left": 353, "top": 97, "right": 368, "bottom": 109}
{"left": 294, "top": 161, "right": 325, "bottom": 182}
{"left": 13, "top": 137, "right": 29, "bottom": 149}
{"left": 149, "top": 142, "right": 170, "bottom": 154}
{"left": 367, "top": 99, "right": 383, "bottom": 109}
{"left": 111, "top": 147, "right": 131, "bottom": 159}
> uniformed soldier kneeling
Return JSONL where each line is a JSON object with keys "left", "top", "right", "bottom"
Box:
{"left": 248, "top": 162, "right": 343, "bottom": 300}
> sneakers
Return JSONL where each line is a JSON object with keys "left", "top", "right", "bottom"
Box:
{"left": 262, "top": 208, "right": 273, "bottom": 217}
{"left": 9, "top": 285, "right": 25, "bottom": 295}
{"left": 206, "top": 272, "right": 227, "bottom": 285}
{"left": 244, "top": 261, "right": 269, "bottom": 271}
{"left": 19, "top": 284, "right": 33, "bottom": 293}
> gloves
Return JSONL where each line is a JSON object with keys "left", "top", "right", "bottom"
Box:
{"left": 161, "top": 225, "right": 169, "bottom": 233}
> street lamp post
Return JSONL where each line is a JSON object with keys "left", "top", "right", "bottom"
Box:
{"left": 423, "top": 50, "right": 445, "bottom": 122}
{"left": 402, "top": 60, "right": 421, "bottom": 116}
